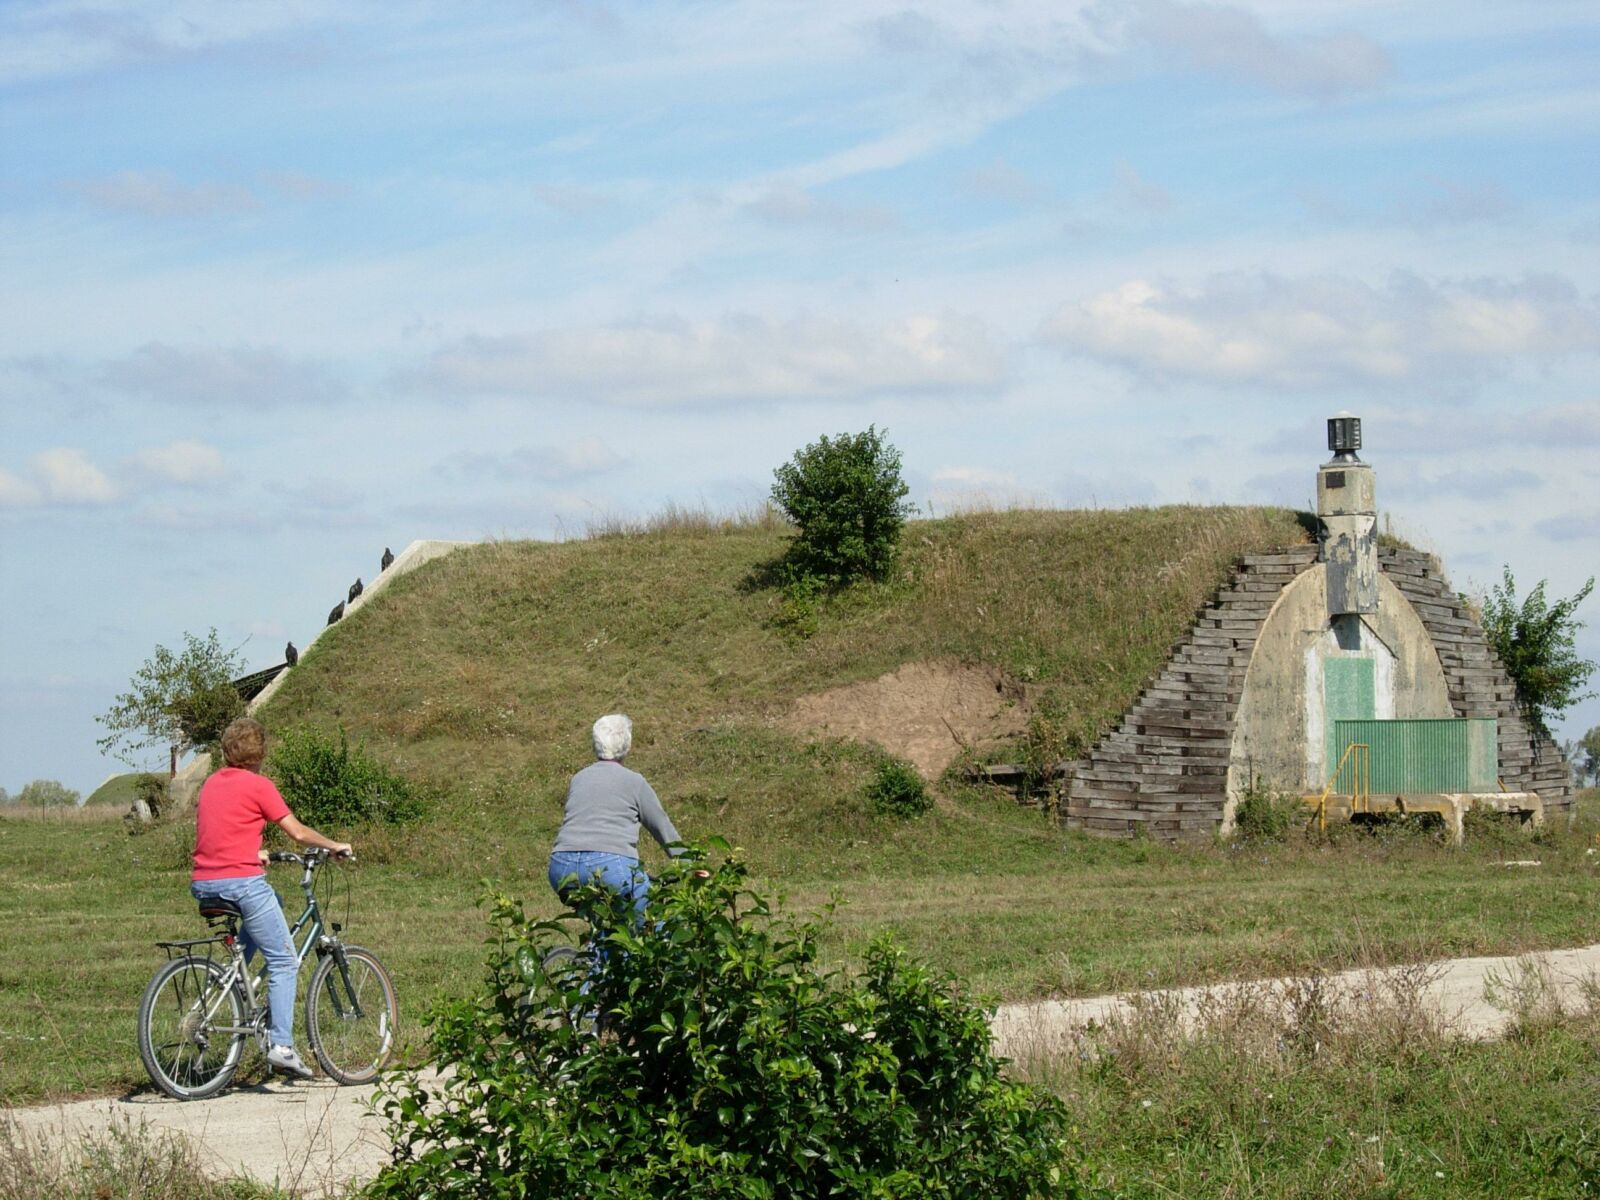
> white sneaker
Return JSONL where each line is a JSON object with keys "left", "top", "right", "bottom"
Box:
{"left": 267, "top": 1044, "right": 314, "bottom": 1079}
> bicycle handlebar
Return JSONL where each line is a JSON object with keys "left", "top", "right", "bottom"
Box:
{"left": 268, "top": 848, "right": 355, "bottom": 867}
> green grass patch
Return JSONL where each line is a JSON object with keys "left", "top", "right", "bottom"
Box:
{"left": 1016, "top": 959, "right": 1600, "bottom": 1197}
{"left": 257, "top": 506, "right": 1309, "bottom": 808}
{"left": 5, "top": 794, "right": 1600, "bottom": 1106}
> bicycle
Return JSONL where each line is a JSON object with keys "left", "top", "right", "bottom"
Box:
{"left": 136, "top": 848, "right": 398, "bottom": 1100}
{"left": 530, "top": 865, "right": 706, "bottom": 1037}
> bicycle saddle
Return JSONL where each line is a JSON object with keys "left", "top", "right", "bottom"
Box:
{"left": 198, "top": 898, "right": 244, "bottom": 922}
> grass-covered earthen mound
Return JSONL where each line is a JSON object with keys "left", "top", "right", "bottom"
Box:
{"left": 259, "top": 506, "right": 1306, "bottom": 869}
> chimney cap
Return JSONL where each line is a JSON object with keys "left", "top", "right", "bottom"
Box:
{"left": 1327, "top": 413, "right": 1362, "bottom": 462}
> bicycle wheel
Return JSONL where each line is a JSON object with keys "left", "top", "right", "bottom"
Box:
{"left": 537, "top": 943, "right": 604, "bottom": 1035}
{"left": 305, "top": 945, "right": 398, "bottom": 1084}
{"left": 137, "top": 955, "right": 247, "bottom": 1100}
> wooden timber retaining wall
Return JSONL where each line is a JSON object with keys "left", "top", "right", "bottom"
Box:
{"left": 1061, "top": 545, "right": 1571, "bottom": 840}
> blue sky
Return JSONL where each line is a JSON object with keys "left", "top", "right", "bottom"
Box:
{"left": 2, "top": 0, "right": 1597, "bottom": 796}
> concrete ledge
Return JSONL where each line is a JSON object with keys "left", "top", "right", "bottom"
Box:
{"left": 1305, "top": 790, "right": 1543, "bottom": 843}
{"left": 247, "top": 539, "right": 472, "bottom": 714}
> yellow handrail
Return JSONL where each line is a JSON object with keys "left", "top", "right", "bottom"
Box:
{"left": 1315, "top": 742, "right": 1370, "bottom": 833}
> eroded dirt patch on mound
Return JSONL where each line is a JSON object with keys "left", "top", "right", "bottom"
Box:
{"left": 780, "top": 661, "right": 1029, "bottom": 778}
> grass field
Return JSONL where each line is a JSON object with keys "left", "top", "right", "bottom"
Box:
{"left": 1016, "top": 944, "right": 1600, "bottom": 1198}
{"left": 4, "top": 791, "right": 1598, "bottom": 1106}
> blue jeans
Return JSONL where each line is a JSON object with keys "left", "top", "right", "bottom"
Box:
{"left": 547, "top": 851, "right": 650, "bottom": 922}
{"left": 191, "top": 875, "right": 298, "bottom": 1047}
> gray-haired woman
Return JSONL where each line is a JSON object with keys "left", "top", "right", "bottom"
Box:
{"left": 547, "top": 714, "right": 684, "bottom": 920}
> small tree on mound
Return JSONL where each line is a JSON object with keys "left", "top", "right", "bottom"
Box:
{"left": 96, "top": 629, "right": 244, "bottom": 767}
{"left": 1480, "top": 568, "right": 1595, "bottom": 732}
{"left": 771, "top": 426, "right": 915, "bottom": 589}
{"left": 372, "top": 843, "right": 1082, "bottom": 1199}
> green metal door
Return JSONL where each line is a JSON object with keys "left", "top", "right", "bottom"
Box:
{"left": 1332, "top": 718, "right": 1499, "bottom": 792}
{"left": 1324, "top": 657, "right": 1375, "bottom": 789}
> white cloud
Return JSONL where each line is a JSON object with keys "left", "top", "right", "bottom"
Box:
{"left": 927, "top": 464, "right": 1048, "bottom": 512}
{"left": 1536, "top": 513, "right": 1600, "bottom": 543}
{"left": 68, "top": 170, "right": 259, "bottom": 219}
{"left": 401, "top": 313, "right": 1007, "bottom": 407}
{"left": 932, "top": 465, "right": 1018, "bottom": 488}
{"left": 439, "top": 438, "right": 625, "bottom": 483}
{"left": 1, "top": 442, "right": 227, "bottom": 511}
{"left": 1298, "top": 177, "right": 1518, "bottom": 232}
{"left": 741, "top": 183, "right": 897, "bottom": 234}
{"left": 0, "top": 1, "right": 349, "bottom": 85}
{"left": 960, "top": 157, "right": 1051, "bottom": 208}
{"left": 1385, "top": 467, "right": 1542, "bottom": 502}
{"left": 1378, "top": 401, "right": 1600, "bottom": 454}
{"left": 533, "top": 182, "right": 615, "bottom": 218}
{"left": 0, "top": 467, "right": 42, "bottom": 509}
{"left": 1110, "top": 162, "right": 1172, "bottom": 214}
{"left": 125, "top": 439, "right": 226, "bottom": 485}
{"left": 31, "top": 448, "right": 118, "bottom": 504}
{"left": 1040, "top": 272, "right": 1600, "bottom": 389}
{"left": 1131, "top": 0, "right": 1393, "bottom": 101}
{"left": 100, "top": 343, "right": 346, "bottom": 407}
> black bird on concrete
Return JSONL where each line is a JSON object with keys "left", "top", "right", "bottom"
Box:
{"left": 381, "top": 546, "right": 394, "bottom": 572}
{"left": 285, "top": 641, "right": 299, "bottom": 667}
{"left": 327, "top": 600, "right": 344, "bottom": 625}
{"left": 348, "top": 577, "right": 363, "bottom": 603}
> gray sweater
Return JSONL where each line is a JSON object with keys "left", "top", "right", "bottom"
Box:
{"left": 550, "top": 760, "right": 683, "bottom": 859}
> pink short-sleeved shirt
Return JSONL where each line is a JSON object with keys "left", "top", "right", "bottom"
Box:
{"left": 191, "top": 767, "right": 292, "bottom": 881}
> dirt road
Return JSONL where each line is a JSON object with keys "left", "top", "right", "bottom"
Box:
{"left": 13, "top": 942, "right": 1600, "bottom": 1195}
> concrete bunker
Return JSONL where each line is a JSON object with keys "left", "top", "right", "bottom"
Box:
{"left": 1062, "top": 416, "right": 1569, "bottom": 841}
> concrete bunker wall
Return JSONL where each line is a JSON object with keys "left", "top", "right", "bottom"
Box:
{"left": 1061, "top": 544, "right": 1571, "bottom": 840}
{"left": 1227, "top": 566, "right": 1454, "bottom": 802}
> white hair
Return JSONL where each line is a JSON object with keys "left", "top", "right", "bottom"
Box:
{"left": 592, "top": 713, "right": 633, "bottom": 761}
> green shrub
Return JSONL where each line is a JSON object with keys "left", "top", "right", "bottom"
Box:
{"left": 1479, "top": 567, "right": 1595, "bottom": 732}
{"left": 770, "top": 425, "right": 915, "bottom": 589}
{"left": 866, "top": 757, "right": 932, "bottom": 818}
{"left": 371, "top": 845, "right": 1078, "bottom": 1199}
{"left": 266, "top": 725, "right": 427, "bottom": 828}
{"left": 1232, "top": 781, "right": 1302, "bottom": 844}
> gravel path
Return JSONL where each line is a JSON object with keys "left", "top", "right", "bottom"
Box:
{"left": 12, "top": 942, "right": 1600, "bottom": 1195}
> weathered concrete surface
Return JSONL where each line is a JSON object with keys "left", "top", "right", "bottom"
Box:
{"left": 990, "top": 941, "right": 1600, "bottom": 1062}
{"left": 14, "top": 944, "right": 1600, "bottom": 1194}
{"left": 1227, "top": 564, "right": 1454, "bottom": 808}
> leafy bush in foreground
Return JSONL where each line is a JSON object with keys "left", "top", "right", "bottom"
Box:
{"left": 266, "top": 725, "right": 427, "bottom": 828}
{"left": 370, "top": 843, "right": 1079, "bottom": 1198}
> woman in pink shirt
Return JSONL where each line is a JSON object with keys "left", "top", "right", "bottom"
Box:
{"left": 191, "top": 717, "right": 352, "bottom": 1079}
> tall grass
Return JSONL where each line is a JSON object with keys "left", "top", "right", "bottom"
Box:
{"left": 1013, "top": 964, "right": 1600, "bottom": 1197}
{"left": 0, "top": 1115, "right": 297, "bottom": 1199}
{"left": 0, "top": 805, "right": 125, "bottom": 824}
{"left": 579, "top": 499, "right": 790, "bottom": 540}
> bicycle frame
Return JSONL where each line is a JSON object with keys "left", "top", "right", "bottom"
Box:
{"left": 170, "top": 851, "right": 356, "bottom": 1039}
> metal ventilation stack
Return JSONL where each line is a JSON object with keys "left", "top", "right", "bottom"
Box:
{"left": 1317, "top": 413, "right": 1377, "bottom": 617}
